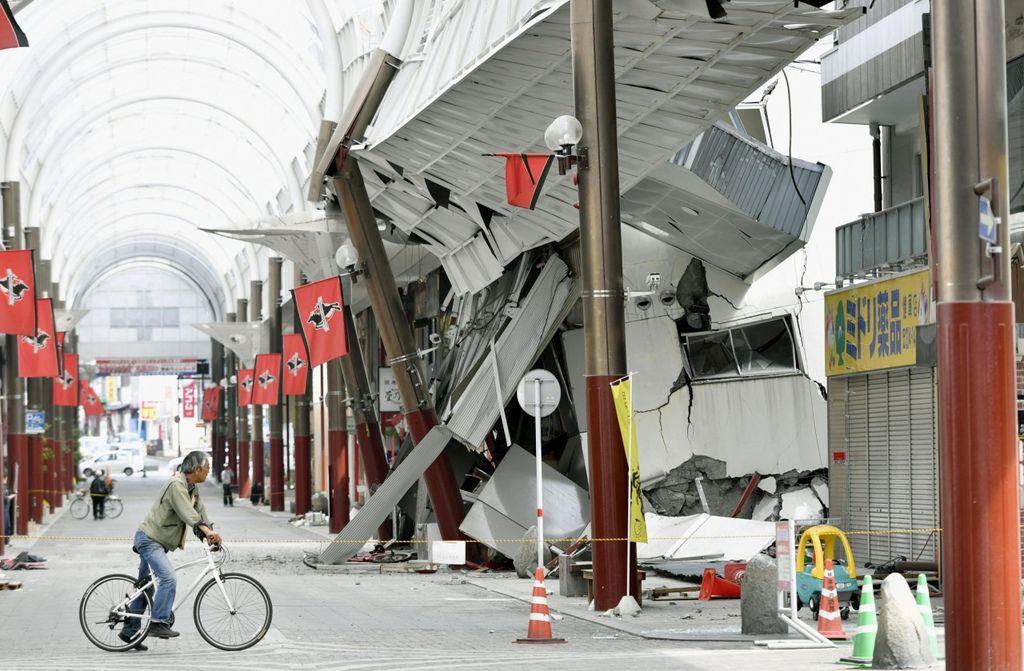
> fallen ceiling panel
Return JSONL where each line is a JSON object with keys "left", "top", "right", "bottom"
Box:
{"left": 637, "top": 512, "right": 775, "bottom": 562}
{"left": 460, "top": 444, "right": 591, "bottom": 557}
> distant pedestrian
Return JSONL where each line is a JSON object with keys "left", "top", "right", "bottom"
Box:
{"left": 89, "top": 470, "right": 109, "bottom": 520}
{"left": 220, "top": 465, "right": 234, "bottom": 507}
{"left": 2, "top": 478, "right": 13, "bottom": 544}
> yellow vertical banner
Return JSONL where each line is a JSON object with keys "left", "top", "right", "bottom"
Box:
{"left": 610, "top": 377, "right": 647, "bottom": 543}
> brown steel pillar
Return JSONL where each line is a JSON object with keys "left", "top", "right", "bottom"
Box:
{"left": 341, "top": 306, "right": 391, "bottom": 539}
{"left": 333, "top": 164, "right": 464, "bottom": 540}
{"left": 25, "top": 231, "right": 44, "bottom": 524}
{"left": 48, "top": 282, "right": 61, "bottom": 511}
{"left": 934, "top": 0, "right": 1022, "bottom": 664}
{"left": 210, "top": 335, "right": 224, "bottom": 481}
{"left": 572, "top": 0, "right": 635, "bottom": 610}
{"left": 235, "top": 300, "right": 250, "bottom": 499}
{"left": 250, "top": 281, "right": 264, "bottom": 498}
{"left": 224, "top": 312, "right": 238, "bottom": 485}
{"left": 268, "top": 258, "right": 285, "bottom": 511}
{"left": 293, "top": 267, "right": 312, "bottom": 517}
{"left": 1, "top": 181, "right": 26, "bottom": 545}
{"left": 327, "top": 361, "right": 348, "bottom": 533}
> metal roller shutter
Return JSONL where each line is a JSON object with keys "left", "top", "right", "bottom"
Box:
{"left": 908, "top": 367, "right": 939, "bottom": 562}
{"left": 828, "top": 367, "right": 939, "bottom": 568}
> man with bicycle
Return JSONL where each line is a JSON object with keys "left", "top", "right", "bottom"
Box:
{"left": 120, "top": 450, "right": 222, "bottom": 648}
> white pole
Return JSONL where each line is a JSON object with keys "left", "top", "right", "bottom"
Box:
{"left": 534, "top": 377, "right": 545, "bottom": 571}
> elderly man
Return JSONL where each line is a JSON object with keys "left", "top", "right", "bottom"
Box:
{"left": 119, "top": 450, "right": 222, "bottom": 649}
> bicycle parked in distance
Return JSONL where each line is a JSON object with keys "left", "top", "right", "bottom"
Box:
{"left": 70, "top": 489, "right": 123, "bottom": 520}
{"left": 79, "top": 542, "right": 272, "bottom": 651}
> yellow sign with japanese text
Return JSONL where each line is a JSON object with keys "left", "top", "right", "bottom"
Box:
{"left": 825, "top": 269, "right": 931, "bottom": 377}
{"left": 610, "top": 377, "right": 647, "bottom": 544}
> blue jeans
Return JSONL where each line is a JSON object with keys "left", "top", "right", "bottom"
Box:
{"left": 122, "top": 530, "right": 176, "bottom": 637}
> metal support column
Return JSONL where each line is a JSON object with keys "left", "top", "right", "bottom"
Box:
{"left": 934, "top": 0, "right": 1022, "bottom": 665}
{"left": 268, "top": 258, "right": 284, "bottom": 511}
{"left": 327, "top": 360, "right": 348, "bottom": 534}
{"left": 48, "top": 282, "right": 60, "bottom": 511}
{"left": 333, "top": 164, "right": 464, "bottom": 540}
{"left": 293, "top": 267, "right": 313, "bottom": 517}
{"left": 340, "top": 306, "right": 391, "bottom": 539}
{"left": 250, "top": 282, "right": 264, "bottom": 499}
{"left": 211, "top": 335, "right": 224, "bottom": 481}
{"left": 224, "top": 312, "right": 238, "bottom": 488}
{"left": 571, "top": 0, "right": 634, "bottom": 610}
{"left": 24, "top": 230, "right": 43, "bottom": 524}
{"left": 1, "top": 181, "right": 25, "bottom": 544}
{"left": 235, "top": 299, "right": 250, "bottom": 499}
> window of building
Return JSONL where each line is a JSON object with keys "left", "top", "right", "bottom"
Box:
{"left": 682, "top": 316, "right": 799, "bottom": 380}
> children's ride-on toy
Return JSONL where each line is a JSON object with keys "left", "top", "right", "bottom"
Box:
{"left": 795, "top": 524, "right": 860, "bottom": 620}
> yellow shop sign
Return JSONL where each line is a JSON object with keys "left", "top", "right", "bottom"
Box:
{"left": 825, "top": 269, "right": 931, "bottom": 376}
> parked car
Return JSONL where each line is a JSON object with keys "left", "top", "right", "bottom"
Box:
{"left": 79, "top": 450, "right": 145, "bottom": 478}
{"left": 167, "top": 450, "right": 213, "bottom": 475}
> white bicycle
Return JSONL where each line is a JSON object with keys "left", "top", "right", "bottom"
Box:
{"left": 79, "top": 542, "right": 272, "bottom": 651}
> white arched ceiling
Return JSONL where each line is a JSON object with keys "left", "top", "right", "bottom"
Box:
{"left": 0, "top": 0, "right": 335, "bottom": 322}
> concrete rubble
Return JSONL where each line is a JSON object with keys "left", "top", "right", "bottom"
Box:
{"left": 644, "top": 455, "right": 829, "bottom": 523}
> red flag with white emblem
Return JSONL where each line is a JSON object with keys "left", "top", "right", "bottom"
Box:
{"left": 492, "top": 153, "right": 554, "bottom": 210}
{"left": 80, "top": 379, "right": 104, "bottom": 416}
{"left": 201, "top": 385, "right": 221, "bottom": 421}
{"left": 53, "top": 352, "right": 78, "bottom": 406}
{"left": 291, "top": 276, "right": 348, "bottom": 367}
{"left": 18, "top": 297, "right": 58, "bottom": 377}
{"left": 237, "top": 369, "right": 255, "bottom": 407}
{"left": 0, "top": 249, "right": 36, "bottom": 336}
{"left": 252, "top": 353, "right": 281, "bottom": 406}
{"left": 0, "top": 0, "right": 29, "bottom": 51}
{"left": 282, "top": 333, "right": 309, "bottom": 396}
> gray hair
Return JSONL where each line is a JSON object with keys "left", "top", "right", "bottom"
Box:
{"left": 180, "top": 450, "right": 209, "bottom": 474}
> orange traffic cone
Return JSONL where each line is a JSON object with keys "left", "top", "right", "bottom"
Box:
{"left": 698, "top": 567, "right": 741, "bottom": 600}
{"left": 514, "top": 567, "right": 566, "bottom": 644}
{"left": 816, "top": 559, "right": 851, "bottom": 640}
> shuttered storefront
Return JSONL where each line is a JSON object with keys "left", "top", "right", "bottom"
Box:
{"left": 828, "top": 367, "right": 938, "bottom": 567}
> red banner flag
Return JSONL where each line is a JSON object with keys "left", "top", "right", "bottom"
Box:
{"left": 0, "top": 249, "right": 36, "bottom": 336}
{"left": 201, "top": 385, "right": 222, "bottom": 421}
{"left": 182, "top": 382, "right": 196, "bottom": 418}
{"left": 291, "top": 276, "right": 348, "bottom": 367}
{"left": 282, "top": 333, "right": 309, "bottom": 396}
{"left": 53, "top": 352, "right": 78, "bottom": 406}
{"left": 252, "top": 353, "right": 281, "bottom": 406}
{"left": 237, "top": 369, "right": 255, "bottom": 407}
{"left": 80, "top": 380, "right": 104, "bottom": 416}
{"left": 0, "top": 0, "right": 29, "bottom": 51}
{"left": 493, "top": 153, "right": 554, "bottom": 210}
{"left": 18, "top": 297, "right": 58, "bottom": 378}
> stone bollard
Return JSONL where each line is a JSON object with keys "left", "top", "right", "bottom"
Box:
{"left": 872, "top": 573, "right": 936, "bottom": 669}
{"left": 741, "top": 553, "right": 788, "bottom": 635}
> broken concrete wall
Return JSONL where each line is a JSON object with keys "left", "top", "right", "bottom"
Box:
{"left": 644, "top": 454, "right": 830, "bottom": 521}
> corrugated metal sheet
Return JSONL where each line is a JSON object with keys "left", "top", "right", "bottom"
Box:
{"left": 355, "top": 0, "right": 861, "bottom": 282}
{"left": 444, "top": 254, "right": 579, "bottom": 448}
{"left": 835, "top": 197, "right": 927, "bottom": 278}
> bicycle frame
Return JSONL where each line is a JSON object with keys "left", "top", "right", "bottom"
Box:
{"left": 116, "top": 543, "right": 236, "bottom": 624}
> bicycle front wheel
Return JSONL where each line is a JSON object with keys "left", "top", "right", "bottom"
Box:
{"left": 194, "top": 573, "right": 272, "bottom": 651}
{"left": 70, "top": 497, "right": 89, "bottom": 520}
{"left": 106, "top": 498, "right": 124, "bottom": 519}
{"left": 79, "top": 573, "right": 151, "bottom": 652}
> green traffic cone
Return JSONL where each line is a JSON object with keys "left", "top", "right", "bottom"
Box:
{"left": 840, "top": 574, "right": 876, "bottom": 664}
{"left": 916, "top": 574, "right": 940, "bottom": 659}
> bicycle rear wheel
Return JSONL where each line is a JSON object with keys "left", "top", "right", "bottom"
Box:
{"left": 194, "top": 573, "right": 272, "bottom": 651}
{"left": 106, "top": 497, "right": 124, "bottom": 519}
{"left": 79, "top": 574, "right": 151, "bottom": 652}
{"left": 70, "top": 497, "right": 90, "bottom": 520}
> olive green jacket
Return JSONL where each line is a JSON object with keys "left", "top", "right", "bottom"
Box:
{"left": 138, "top": 472, "right": 210, "bottom": 551}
